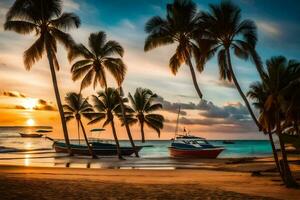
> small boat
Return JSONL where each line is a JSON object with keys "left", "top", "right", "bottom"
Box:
{"left": 53, "top": 141, "right": 143, "bottom": 156}
{"left": 19, "top": 133, "right": 43, "bottom": 138}
{"left": 223, "top": 140, "right": 235, "bottom": 144}
{"left": 35, "top": 129, "right": 52, "bottom": 133}
{"left": 169, "top": 135, "right": 225, "bottom": 158}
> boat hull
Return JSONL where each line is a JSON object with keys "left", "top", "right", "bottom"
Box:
{"left": 168, "top": 147, "right": 224, "bottom": 158}
{"left": 54, "top": 142, "right": 142, "bottom": 156}
{"left": 19, "top": 133, "right": 43, "bottom": 138}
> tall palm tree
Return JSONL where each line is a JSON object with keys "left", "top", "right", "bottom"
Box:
{"left": 4, "top": 0, "right": 81, "bottom": 154}
{"left": 248, "top": 56, "right": 300, "bottom": 188}
{"left": 69, "top": 31, "right": 139, "bottom": 157}
{"left": 126, "top": 88, "right": 164, "bottom": 143}
{"left": 199, "top": 1, "right": 264, "bottom": 130}
{"left": 144, "top": 0, "right": 204, "bottom": 99}
{"left": 89, "top": 88, "right": 124, "bottom": 159}
{"left": 63, "top": 92, "right": 97, "bottom": 158}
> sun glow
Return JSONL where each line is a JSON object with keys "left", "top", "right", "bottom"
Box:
{"left": 22, "top": 98, "right": 38, "bottom": 110}
{"left": 26, "top": 119, "right": 35, "bottom": 126}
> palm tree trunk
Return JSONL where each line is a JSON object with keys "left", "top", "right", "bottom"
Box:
{"left": 110, "top": 119, "right": 123, "bottom": 160}
{"left": 187, "top": 58, "right": 203, "bottom": 99}
{"left": 225, "top": 49, "right": 261, "bottom": 130}
{"left": 267, "top": 129, "right": 283, "bottom": 179}
{"left": 77, "top": 120, "right": 80, "bottom": 145}
{"left": 140, "top": 120, "right": 145, "bottom": 143}
{"left": 46, "top": 46, "right": 72, "bottom": 156}
{"left": 117, "top": 87, "right": 139, "bottom": 157}
{"left": 79, "top": 119, "right": 97, "bottom": 159}
{"left": 276, "top": 112, "right": 298, "bottom": 188}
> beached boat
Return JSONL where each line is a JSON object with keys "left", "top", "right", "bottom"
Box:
{"left": 53, "top": 141, "right": 143, "bottom": 156}
{"left": 169, "top": 135, "right": 225, "bottom": 158}
{"left": 19, "top": 133, "right": 43, "bottom": 138}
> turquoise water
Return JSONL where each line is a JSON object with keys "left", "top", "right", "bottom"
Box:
{"left": 0, "top": 127, "right": 273, "bottom": 158}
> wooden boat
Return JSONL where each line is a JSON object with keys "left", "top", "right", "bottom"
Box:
{"left": 19, "top": 133, "right": 43, "bottom": 138}
{"left": 169, "top": 135, "right": 225, "bottom": 158}
{"left": 53, "top": 141, "right": 143, "bottom": 156}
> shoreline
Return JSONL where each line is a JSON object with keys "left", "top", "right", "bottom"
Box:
{"left": 0, "top": 165, "right": 299, "bottom": 200}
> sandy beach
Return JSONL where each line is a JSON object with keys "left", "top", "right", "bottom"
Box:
{"left": 0, "top": 162, "right": 300, "bottom": 200}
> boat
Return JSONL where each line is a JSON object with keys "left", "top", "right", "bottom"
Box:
{"left": 169, "top": 135, "right": 225, "bottom": 158}
{"left": 53, "top": 141, "right": 143, "bottom": 156}
{"left": 19, "top": 133, "right": 43, "bottom": 138}
{"left": 168, "top": 106, "right": 224, "bottom": 158}
{"left": 223, "top": 140, "right": 235, "bottom": 144}
{"left": 35, "top": 129, "right": 52, "bottom": 133}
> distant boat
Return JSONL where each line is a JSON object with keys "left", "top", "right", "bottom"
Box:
{"left": 19, "top": 133, "right": 43, "bottom": 138}
{"left": 35, "top": 129, "right": 52, "bottom": 133}
{"left": 223, "top": 140, "right": 235, "bottom": 144}
{"left": 169, "top": 135, "right": 225, "bottom": 158}
{"left": 53, "top": 141, "right": 143, "bottom": 156}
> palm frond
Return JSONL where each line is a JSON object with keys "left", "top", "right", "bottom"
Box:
{"left": 50, "top": 12, "right": 80, "bottom": 30}
{"left": 23, "top": 34, "right": 45, "bottom": 70}
{"left": 4, "top": 20, "right": 37, "bottom": 34}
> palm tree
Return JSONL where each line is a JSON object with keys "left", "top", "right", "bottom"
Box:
{"left": 63, "top": 92, "right": 97, "bottom": 158}
{"left": 68, "top": 31, "right": 125, "bottom": 91}
{"left": 248, "top": 56, "right": 300, "bottom": 187}
{"left": 89, "top": 88, "right": 124, "bottom": 159}
{"left": 199, "top": 1, "right": 264, "bottom": 130}
{"left": 247, "top": 82, "right": 282, "bottom": 179}
{"left": 4, "top": 0, "right": 81, "bottom": 154}
{"left": 126, "top": 88, "right": 164, "bottom": 143}
{"left": 144, "top": 0, "right": 204, "bottom": 99}
{"left": 68, "top": 31, "right": 139, "bottom": 157}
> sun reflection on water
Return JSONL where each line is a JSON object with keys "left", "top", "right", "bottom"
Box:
{"left": 24, "top": 154, "right": 31, "bottom": 166}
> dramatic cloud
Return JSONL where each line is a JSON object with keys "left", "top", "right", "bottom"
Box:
{"left": 1, "top": 91, "right": 26, "bottom": 98}
{"left": 256, "top": 20, "right": 281, "bottom": 37}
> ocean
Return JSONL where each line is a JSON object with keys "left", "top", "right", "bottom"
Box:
{"left": 0, "top": 126, "right": 273, "bottom": 158}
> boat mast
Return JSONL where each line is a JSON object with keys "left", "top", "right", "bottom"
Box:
{"left": 174, "top": 105, "right": 181, "bottom": 137}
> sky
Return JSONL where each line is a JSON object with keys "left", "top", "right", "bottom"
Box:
{"left": 0, "top": 0, "right": 299, "bottom": 140}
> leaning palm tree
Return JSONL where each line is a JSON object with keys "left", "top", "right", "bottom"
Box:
{"left": 144, "top": 0, "right": 204, "bottom": 99}
{"left": 248, "top": 56, "right": 300, "bottom": 188}
{"left": 126, "top": 88, "right": 164, "bottom": 143}
{"left": 89, "top": 88, "right": 124, "bottom": 159}
{"left": 4, "top": 0, "right": 81, "bottom": 154}
{"left": 69, "top": 31, "right": 139, "bottom": 157}
{"left": 247, "top": 82, "right": 282, "bottom": 179}
{"left": 199, "top": 1, "right": 264, "bottom": 130}
{"left": 63, "top": 92, "right": 97, "bottom": 158}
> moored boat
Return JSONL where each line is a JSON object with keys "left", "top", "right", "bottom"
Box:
{"left": 19, "top": 133, "right": 43, "bottom": 138}
{"left": 53, "top": 141, "right": 143, "bottom": 156}
{"left": 169, "top": 135, "right": 225, "bottom": 158}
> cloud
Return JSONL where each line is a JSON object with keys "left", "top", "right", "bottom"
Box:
{"left": 214, "top": 80, "right": 235, "bottom": 89}
{"left": 257, "top": 20, "right": 281, "bottom": 37}
{"left": 1, "top": 91, "right": 26, "bottom": 98}
{"left": 34, "top": 99, "right": 56, "bottom": 111}
{"left": 63, "top": 0, "right": 80, "bottom": 11}
{"left": 119, "top": 19, "right": 136, "bottom": 30}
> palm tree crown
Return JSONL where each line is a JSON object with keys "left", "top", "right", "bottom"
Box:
{"left": 144, "top": 0, "right": 204, "bottom": 99}
{"left": 127, "top": 88, "right": 164, "bottom": 142}
{"left": 69, "top": 31, "right": 126, "bottom": 90}
{"left": 4, "top": 0, "right": 80, "bottom": 70}
{"left": 200, "top": 0, "right": 264, "bottom": 80}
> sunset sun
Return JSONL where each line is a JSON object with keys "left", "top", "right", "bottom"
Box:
{"left": 26, "top": 119, "right": 35, "bottom": 126}
{"left": 22, "top": 98, "right": 38, "bottom": 110}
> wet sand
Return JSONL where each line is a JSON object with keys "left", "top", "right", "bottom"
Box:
{"left": 0, "top": 165, "right": 300, "bottom": 200}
